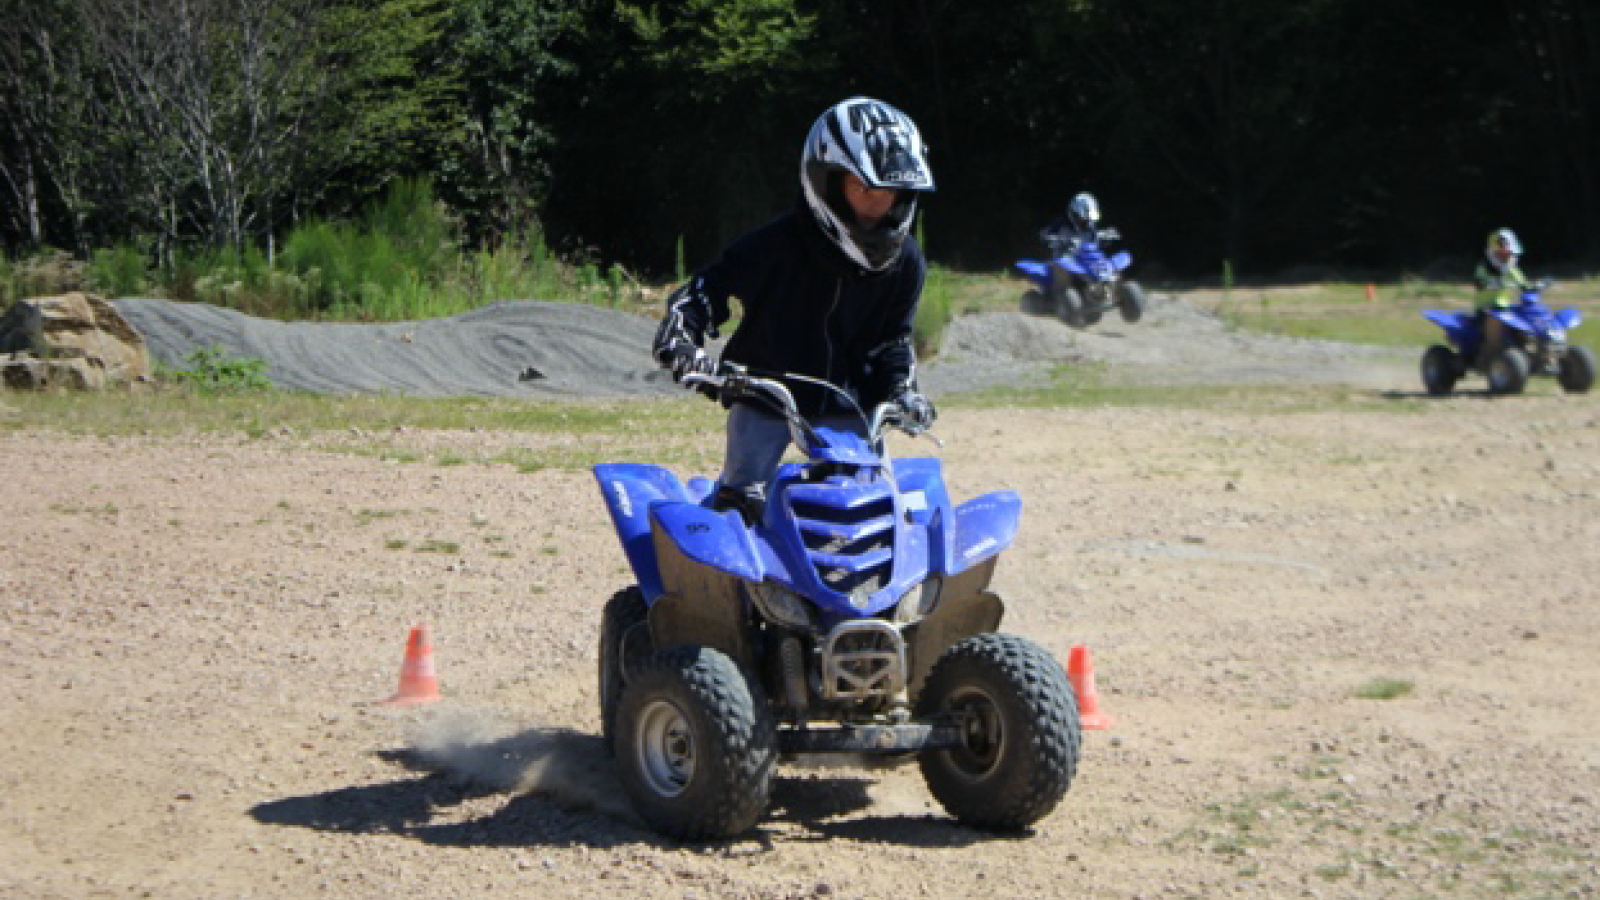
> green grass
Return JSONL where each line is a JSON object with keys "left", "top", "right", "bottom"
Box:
{"left": 1197, "top": 277, "right": 1600, "bottom": 359}
{"left": 955, "top": 361, "right": 1432, "bottom": 414}
{"left": 1353, "top": 677, "right": 1414, "bottom": 700}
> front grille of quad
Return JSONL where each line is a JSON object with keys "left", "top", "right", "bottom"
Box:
{"left": 787, "top": 480, "right": 896, "bottom": 606}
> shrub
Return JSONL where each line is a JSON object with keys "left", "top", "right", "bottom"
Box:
{"left": 87, "top": 243, "right": 148, "bottom": 297}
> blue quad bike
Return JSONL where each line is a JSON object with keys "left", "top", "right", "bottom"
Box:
{"left": 1421, "top": 280, "right": 1596, "bottom": 396}
{"left": 594, "top": 367, "right": 1081, "bottom": 840}
{"left": 1015, "top": 228, "right": 1147, "bottom": 329}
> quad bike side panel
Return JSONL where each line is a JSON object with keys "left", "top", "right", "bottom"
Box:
{"left": 906, "top": 557, "right": 1005, "bottom": 699}
{"left": 594, "top": 463, "right": 695, "bottom": 602}
{"left": 649, "top": 521, "right": 756, "bottom": 670}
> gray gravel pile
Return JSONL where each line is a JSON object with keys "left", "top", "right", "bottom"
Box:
{"left": 113, "top": 291, "right": 1414, "bottom": 400}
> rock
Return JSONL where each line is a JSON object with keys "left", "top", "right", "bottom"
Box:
{"left": 0, "top": 292, "right": 151, "bottom": 389}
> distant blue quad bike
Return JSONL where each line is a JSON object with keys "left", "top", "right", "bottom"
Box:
{"left": 1015, "top": 229, "right": 1146, "bottom": 329}
{"left": 594, "top": 366, "right": 1081, "bottom": 841}
{"left": 1421, "top": 280, "right": 1596, "bottom": 396}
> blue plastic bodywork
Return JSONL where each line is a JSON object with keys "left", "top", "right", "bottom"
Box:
{"left": 594, "top": 424, "right": 1020, "bottom": 627}
{"left": 1014, "top": 239, "right": 1132, "bottom": 292}
{"left": 1424, "top": 287, "right": 1585, "bottom": 358}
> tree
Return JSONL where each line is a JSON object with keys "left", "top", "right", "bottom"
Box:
{"left": 77, "top": 0, "right": 449, "bottom": 258}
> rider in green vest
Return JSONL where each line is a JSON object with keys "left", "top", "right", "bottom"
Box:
{"left": 1471, "top": 228, "right": 1527, "bottom": 370}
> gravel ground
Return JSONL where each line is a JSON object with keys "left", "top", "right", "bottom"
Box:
{"left": 5, "top": 293, "right": 1599, "bottom": 900}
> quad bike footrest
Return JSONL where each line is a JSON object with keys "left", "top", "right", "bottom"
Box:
{"left": 778, "top": 722, "right": 964, "bottom": 755}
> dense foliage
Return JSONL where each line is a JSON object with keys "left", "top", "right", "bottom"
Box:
{"left": 2, "top": 0, "right": 1596, "bottom": 283}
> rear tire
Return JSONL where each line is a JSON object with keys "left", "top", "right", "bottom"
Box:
{"left": 1116, "top": 280, "right": 1147, "bottom": 323}
{"left": 599, "top": 587, "right": 651, "bottom": 756}
{"left": 1487, "top": 347, "right": 1530, "bottom": 396}
{"left": 1421, "top": 344, "right": 1461, "bottom": 396}
{"left": 1558, "top": 345, "right": 1596, "bottom": 393}
{"left": 616, "top": 645, "right": 776, "bottom": 841}
{"left": 916, "top": 633, "right": 1080, "bottom": 831}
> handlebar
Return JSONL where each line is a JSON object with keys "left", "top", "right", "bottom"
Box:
{"left": 682, "top": 364, "right": 937, "bottom": 448}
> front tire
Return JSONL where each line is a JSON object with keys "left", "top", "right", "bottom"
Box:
{"left": 1116, "top": 280, "right": 1147, "bottom": 323}
{"left": 599, "top": 587, "right": 651, "bottom": 756}
{"left": 1487, "top": 347, "right": 1530, "bottom": 395}
{"left": 616, "top": 646, "right": 776, "bottom": 841}
{"left": 1421, "top": 344, "right": 1461, "bottom": 396}
{"left": 1056, "top": 286, "right": 1086, "bottom": 328}
{"left": 1558, "top": 345, "right": 1596, "bottom": 393}
{"left": 915, "top": 633, "right": 1081, "bottom": 831}
{"left": 1020, "top": 288, "right": 1050, "bottom": 316}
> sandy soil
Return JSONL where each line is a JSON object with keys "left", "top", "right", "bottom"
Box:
{"left": 4, "top": 304, "right": 1600, "bottom": 900}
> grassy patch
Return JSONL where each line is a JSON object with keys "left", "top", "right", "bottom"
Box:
{"left": 952, "top": 362, "right": 1430, "bottom": 414}
{"left": 2, "top": 390, "right": 722, "bottom": 442}
{"left": 1192, "top": 278, "right": 1600, "bottom": 359}
{"left": 1353, "top": 677, "right": 1414, "bottom": 700}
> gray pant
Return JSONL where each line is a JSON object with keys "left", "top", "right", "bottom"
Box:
{"left": 720, "top": 402, "right": 868, "bottom": 492}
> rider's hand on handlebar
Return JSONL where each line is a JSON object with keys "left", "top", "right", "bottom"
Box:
{"left": 892, "top": 386, "right": 937, "bottom": 432}
{"left": 664, "top": 340, "right": 716, "bottom": 384}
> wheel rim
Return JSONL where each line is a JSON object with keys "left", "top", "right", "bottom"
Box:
{"left": 1489, "top": 358, "right": 1514, "bottom": 392}
{"left": 635, "top": 698, "right": 695, "bottom": 797}
{"left": 945, "top": 685, "right": 1006, "bottom": 780}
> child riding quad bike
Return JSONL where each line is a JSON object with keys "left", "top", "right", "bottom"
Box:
{"left": 594, "top": 365, "right": 1082, "bottom": 840}
{"left": 1421, "top": 278, "right": 1596, "bottom": 396}
{"left": 1015, "top": 192, "right": 1147, "bottom": 329}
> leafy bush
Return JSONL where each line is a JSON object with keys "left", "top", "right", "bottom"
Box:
{"left": 87, "top": 243, "right": 149, "bottom": 297}
{"left": 161, "top": 344, "right": 274, "bottom": 393}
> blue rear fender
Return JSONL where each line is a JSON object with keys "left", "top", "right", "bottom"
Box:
{"left": 1110, "top": 250, "right": 1132, "bottom": 271}
{"left": 1557, "top": 307, "right": 1583, "bottom": 330}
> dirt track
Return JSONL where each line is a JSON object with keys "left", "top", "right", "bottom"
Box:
{"left": 4, "top": 309, "right": 1600, "bottom": 900}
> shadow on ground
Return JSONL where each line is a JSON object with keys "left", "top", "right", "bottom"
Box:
{"left": 249, "top": 725, "right": 992, "bottom": 850}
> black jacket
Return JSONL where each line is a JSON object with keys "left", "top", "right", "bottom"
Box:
{"left": 693, "top": 205, "right": 925, "bottom": 417}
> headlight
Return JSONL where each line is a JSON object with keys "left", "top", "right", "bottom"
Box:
{"left": 894, "top": 577, "right": 943, "bottom": 624}
{"left": 748, "top": 582, "right": 816, "bottom": 632}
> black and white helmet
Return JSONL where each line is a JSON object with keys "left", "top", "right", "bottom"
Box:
{"left": 1068, "top": 192, "right": 1100, "bottom": 233}
{"left": 800, "top": 97, "right": 935, "bottom": 273}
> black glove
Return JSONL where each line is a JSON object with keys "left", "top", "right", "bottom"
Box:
{"left": 893, "top": 386, "right": 937, "bottom": 432}
{"left": 666, "top": 340, "right": 716, "bottom": 383}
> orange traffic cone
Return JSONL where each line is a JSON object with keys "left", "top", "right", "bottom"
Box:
{"left": 382, "top": 623, "right": 441, "bottom": 705}
{"left": 1067, "top": 644, "right": 1112, "bottom": 730}
{"left": 1365, "top": 283, "right": 1377, "bottom": 302}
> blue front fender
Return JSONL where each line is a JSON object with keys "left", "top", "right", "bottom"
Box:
{"left": 1014, "top": 259, "right": 1051, "bottom": 285}
{"left": 650, "top": 501, "right": 764, "bottom": 586}
{"left": 947, "top": 490, "right": 1021, "bottom": 574}
{"left": 593, "top": 463, "right": 694, "bottom": 602}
